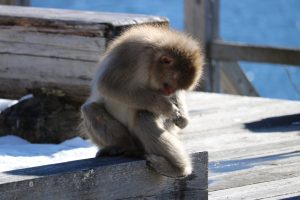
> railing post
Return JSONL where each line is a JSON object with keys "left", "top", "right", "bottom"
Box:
{"left": 184, "top": 0, "right": 220, "bottom": 92}
{"left": 0, "top": 0, "right": 30, "bottom": 6}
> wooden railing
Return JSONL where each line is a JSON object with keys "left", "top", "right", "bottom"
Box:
{"left": 185, "top": 0, "right": 300, "bottom": 96}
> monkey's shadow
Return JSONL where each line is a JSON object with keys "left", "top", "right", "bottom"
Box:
{"left": 243, "top": 113, "right": 300, "bottom": 133}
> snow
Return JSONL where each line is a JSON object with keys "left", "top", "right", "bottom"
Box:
{"left": 0, "top": 99, "right": 17, "bottom": 112}
{"left": 0, "top": 135, "right": 98, "bottom": 172}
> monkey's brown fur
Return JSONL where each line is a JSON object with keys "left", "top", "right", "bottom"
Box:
{"left": 81, "top": 25, "right": 204, "bottom": 177}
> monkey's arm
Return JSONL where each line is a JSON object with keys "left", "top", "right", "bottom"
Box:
{"left": 169, "top": 91, "right": 189, "bottom": 129}
{"left": 97, "top": 64, "right": 178, "bottom": 118}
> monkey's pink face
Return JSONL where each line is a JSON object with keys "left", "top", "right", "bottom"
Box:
{"left": 154, "top": 55, "right": 196, "bottom": 96}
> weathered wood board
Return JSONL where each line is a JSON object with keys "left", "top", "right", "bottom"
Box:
{"left": 0, "top": 152, "right": 208, "bottom": 200}
{"left": 179, "top": 92, "right": 300, "bottom": 200}
{"left": 211, "top": 40, "right": 300, "bottom": 66}
{"left": 0, "top": 5, "right": 168, "bottom": 102}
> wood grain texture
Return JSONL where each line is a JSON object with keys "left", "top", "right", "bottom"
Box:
{"left": 175, "top": 93, "right": 300, "bottom": 199}
{"left": 0, "top": 152, "right": 208, "bottom": 200}
{"left": 0, "top": 5, "right": 168, "bottom": 28}
{"left": 210, "top": 176, "right": 300, "bottom": 200}
{"left": 0, "top": 5, "right": 168, "bottom": 101}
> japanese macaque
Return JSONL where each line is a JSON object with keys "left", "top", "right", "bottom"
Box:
{"left": 81, "top": 25, "right": 204, "bottom": 178}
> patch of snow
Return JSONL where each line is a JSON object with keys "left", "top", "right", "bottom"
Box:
{"left": 0, "top": 135, "right": 98, "bottom": 172}
{"left": 0, "top": 99, "right": 18, "bottom": 112}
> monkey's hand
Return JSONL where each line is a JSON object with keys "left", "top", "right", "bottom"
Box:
{"left": 159, "top": 100, "right": 189, "bottom": 130}
{"left": 153, "top": 96, "right": 180, "bottom": 119}
{"left": 151, "top": 95, "right": 179, "bottom": 119}
{"left": 173, "top": 115, "right": 188, "bottom": 129}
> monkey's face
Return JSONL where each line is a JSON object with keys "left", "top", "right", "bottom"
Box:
{"left": 151, "top": 53, "right": 198, "bottom": 96}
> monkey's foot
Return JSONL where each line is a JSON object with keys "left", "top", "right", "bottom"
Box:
{"left": 145, "top": 154, "right": 192, "bottom": 178}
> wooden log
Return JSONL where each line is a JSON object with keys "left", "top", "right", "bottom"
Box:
{"left": 0, "top": 152, "right": 208, "bottom": 200}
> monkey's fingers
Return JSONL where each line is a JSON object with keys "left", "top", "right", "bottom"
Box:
{"left": 173, "top": 116, "right": 188, "bottom": 129}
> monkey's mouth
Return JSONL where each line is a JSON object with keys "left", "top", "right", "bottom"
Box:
{"left": 161, "top": 83, "right": 176, "bottom": 96}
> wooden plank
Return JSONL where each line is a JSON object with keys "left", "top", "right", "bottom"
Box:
{"left": 0, "top": 152, "right": 208, "bottom": 200}
{"left": 0, "top": 5, "right": 168, "bottom": 28}
{"left": 209, "top": 139, "right": 300, "bottom": 161}
{"left": 180, "top": 92, "right": 300, "bottom": 158}
{"left": 0, "top": 28, "right": 105, "bottom": 51}
{"left": 185, "top": 93, "right": 300, "bottom": 133}
{"left": 0, "top": 5, "right": 168, "bottom": 101}
{"left": 210, "top": 176, "right": 300, "bottom": 200}
{"left": 211, "top": 40, "right": 300, "bottom": 66}
{"left": 210, "top": 152, "right": 300, "bottom": 191}
{"left": 0, "top": 54, "right": 93, "bottom": 101}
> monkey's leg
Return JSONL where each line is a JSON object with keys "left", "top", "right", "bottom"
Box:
{"left": 133, "top": 111, "right": 192, "bottom": 178}
{"left": 81, "top": 102, "right": 143, "bottom": 157}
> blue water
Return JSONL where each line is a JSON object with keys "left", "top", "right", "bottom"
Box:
{"left": 31, "top": 0, "right": 300, "bottom": 101}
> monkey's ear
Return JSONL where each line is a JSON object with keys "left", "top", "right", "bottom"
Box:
{"left": 160, "top": 55, "right": 174, "bottom": 65}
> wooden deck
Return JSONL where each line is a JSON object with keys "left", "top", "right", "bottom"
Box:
{"left": 0, "top": 92, "right": 299, "bottom": 199}
{"left": 183, "top": 92, "right": 300, "bottom": 199}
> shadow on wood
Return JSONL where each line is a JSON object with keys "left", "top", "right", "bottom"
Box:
{"left": 244, "top": 113, "right": 300, "bottom": 133}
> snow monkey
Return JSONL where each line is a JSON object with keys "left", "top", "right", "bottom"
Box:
{"left": 81, "top": 25, "right": 204, "bottom": 177}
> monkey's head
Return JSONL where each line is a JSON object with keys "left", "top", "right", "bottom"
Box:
{"left": 150, "top": 43, "right": 204, "bottom": 96}
{"left": 110, "top": 25, "right": 204, "bottom": 96}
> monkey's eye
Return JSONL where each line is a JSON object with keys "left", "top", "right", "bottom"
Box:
{"left": 160, "top": 56, "right": 174, "bottom": 65}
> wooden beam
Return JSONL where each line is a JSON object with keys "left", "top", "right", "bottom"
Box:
{"left": 0, "top": 152, "right": 208, "bottom": 200}
{"left": 211, "top": 40, "right": 300, "bottom": 66}
{"left": 219, "top": 61, "right": 259, "bottom": 96}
